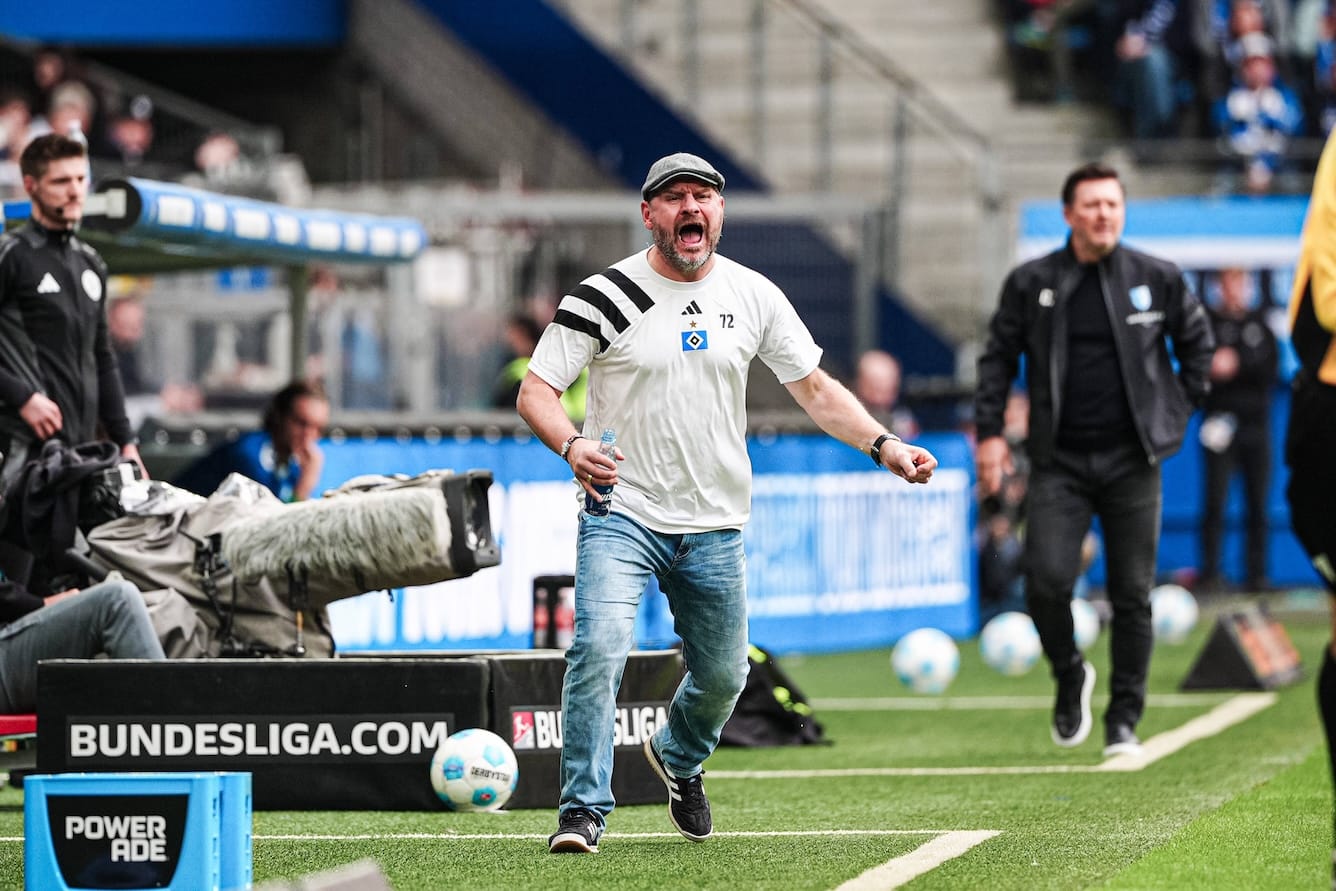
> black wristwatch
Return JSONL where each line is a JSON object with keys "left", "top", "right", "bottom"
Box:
{"left": 869, "top": 432, "right": 900, "bottom": 467}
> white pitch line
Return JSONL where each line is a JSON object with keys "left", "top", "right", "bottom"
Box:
{"left": 250, "top": 829, "right": 946, "bottom": 842}
{"left": 710, "top": 692, "right": 1277, "bottom": 778}
{"left": 813, "top": 693, "right": 1235, "bottom": 711}
{"left": 0, "top": 827, "right": 1003, "bottom": 889}
{"left": 1094, "top": 691, "right": 1277, "bottom": 771}
{"left": 835, "top": 830, "right": 1001, "bottom": 891}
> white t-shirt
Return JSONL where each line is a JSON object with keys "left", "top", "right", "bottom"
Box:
{"left": 528, "top": 249, "right": 823, "bottom": 533}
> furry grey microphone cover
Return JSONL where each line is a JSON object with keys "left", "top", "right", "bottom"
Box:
{"left": 220, "top": 487, "right": 455, "bottom": 601}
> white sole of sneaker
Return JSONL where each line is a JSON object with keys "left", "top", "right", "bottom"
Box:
{"left": 548, "top": 833, "right": 598, "bottom": 854}
{"left": 1102, "top": 740, "right": 1144, "bottom": 758}
{"left": 1051, "top": 661, "right": 1096, "bottom": 748}
{"left": 643, "top": 737, "right": 711, "bottom": 842}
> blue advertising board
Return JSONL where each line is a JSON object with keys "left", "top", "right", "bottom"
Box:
{"left": 320, "top": 432, "right": 975, "bottom": 656}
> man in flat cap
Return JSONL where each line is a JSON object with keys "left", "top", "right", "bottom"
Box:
{"left": 519, "top": 152, "right": 939, "bottom": 853}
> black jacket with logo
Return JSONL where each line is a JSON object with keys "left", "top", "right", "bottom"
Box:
{"left": 0, "top": 220, "right": 132, "bottom": 450}
{"left": 1204, "top": 304, "right": 1278, "bottom": 424}
{"left": 975, "top": 241, "right": 1215, "bottom": 467}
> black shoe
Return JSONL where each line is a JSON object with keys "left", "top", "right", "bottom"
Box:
{"left": 643, "top": 736, "right": 712, "bottom": 841}
{"left": 1051, "top": 661, "right": 1095, "bottom": 747}
{"left": 1103, "top": 723, "right": 1143, "bottom": 757}
{"left": 548, "top": 807, "right": 602, "bottom": 853}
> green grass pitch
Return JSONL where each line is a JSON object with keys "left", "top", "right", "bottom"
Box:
{"left": 1, "top": 592, "right": 1329, "bottom": 890}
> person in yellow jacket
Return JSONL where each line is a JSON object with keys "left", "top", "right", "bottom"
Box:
{"left": 1285, "top": 126, "right": 1336, "bottom": 883}
{"left": 493, "top": 313, "right": 586, "bottom": 420}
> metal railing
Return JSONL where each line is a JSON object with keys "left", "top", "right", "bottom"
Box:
{"left": 547, "top": 0, "right": 1006, "bottom": 352}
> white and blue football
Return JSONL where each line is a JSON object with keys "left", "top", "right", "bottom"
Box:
{"left": 980, "top": 611, "right": 1042, "bottom": 676}
{"left": 430, "top": 728, "right": 519, "bottom": 812}
{"left": 891, "top": 627, "right": 959, "bottom": 694}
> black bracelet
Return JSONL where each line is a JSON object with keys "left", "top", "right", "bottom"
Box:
{"left": 869, "top": 432, "right": 900, "bottom": 467}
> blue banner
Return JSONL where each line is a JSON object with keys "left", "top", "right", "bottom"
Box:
{"left": 322, "top": 432, "right": 975, "bottom": 656}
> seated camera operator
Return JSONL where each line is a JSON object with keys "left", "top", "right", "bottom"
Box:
{"left": 0, "top": 574, "right": 164, "bottom": 713}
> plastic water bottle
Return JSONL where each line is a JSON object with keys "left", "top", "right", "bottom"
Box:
{"left": 583, "top": 428, "right": 617, "bottom": 516}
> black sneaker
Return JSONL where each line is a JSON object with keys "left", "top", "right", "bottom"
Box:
{"left": 643, "top": 736, "right": 712, "bottom": 841}
{"left": 1051, "top": 660, "right": 1095, "bottom": 747}
{"left": 1103, "top": 723, "right": 1143, "bottom": 757}
{"left": 548, "top": 807, "right": 602, "bottom": 854}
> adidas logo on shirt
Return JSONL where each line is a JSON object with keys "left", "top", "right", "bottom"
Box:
{"left": 680, "top": 300, "right": 702, "bottom": 316}
{"left": 36, "top": 273, "right": 61, "bottom": 294}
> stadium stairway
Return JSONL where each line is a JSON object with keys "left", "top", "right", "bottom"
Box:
{"left": 349, "top": 0, "right": 958, "bottom": 380}
{"left": 544, "top": 0, "right": 1138, "bottom": 353}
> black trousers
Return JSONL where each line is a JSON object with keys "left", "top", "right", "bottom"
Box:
{"left": 1287, "top": 377, "right": 1336, "bottom": 861}
{"left": 1025, "top": 441, "right": 1161, "bottom": 731}
{"left": 1200, "top": 418, "right": 1272, "bottom": 586}
{"left": 1286, "top": 379, "right": 1336, "bottom": 595}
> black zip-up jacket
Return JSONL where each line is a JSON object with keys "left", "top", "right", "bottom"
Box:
{"left": 975, "top": 241, "right": 1215, "bottom": 467}
{"left": 0, "top": 220, "right": 133, "bottom": 451}
{"left": 1203, "top": 304, "right": 1277, "bottom": 424}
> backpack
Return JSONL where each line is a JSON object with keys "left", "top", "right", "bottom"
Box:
{"left": 719, "top": 643, "right": 827, "bottom": 747}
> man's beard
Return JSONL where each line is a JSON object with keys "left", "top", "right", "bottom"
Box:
{"left": 33, "top": 194, "right": 78, "bottom": 230}
{"left": 652, "top": 222, "right": 720, "bottom": 275}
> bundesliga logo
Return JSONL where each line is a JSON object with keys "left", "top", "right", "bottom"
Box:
{"left": 511, "top": 704, "right": 669, "bottom": 750}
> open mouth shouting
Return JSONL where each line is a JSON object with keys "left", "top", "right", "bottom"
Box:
{"left": 678, "top": 221, "right": 705, "bottom": 249}
{"left": 653, "top": 216, "right": 718, "bottom": 277}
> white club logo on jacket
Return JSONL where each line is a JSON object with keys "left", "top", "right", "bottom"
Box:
{"left": 81, "top": 269, "right": 103, "bottom": 301}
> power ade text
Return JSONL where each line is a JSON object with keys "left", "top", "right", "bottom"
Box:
{"left": 65, "top": 815, "right": 167, "bottom": 863}
{"left": 67, "top": 715, "right": 450, "bottom": 765}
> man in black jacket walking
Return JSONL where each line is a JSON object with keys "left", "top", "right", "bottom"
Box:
{"left": 974, "top": 162, "right": 1215, "bottom": 756}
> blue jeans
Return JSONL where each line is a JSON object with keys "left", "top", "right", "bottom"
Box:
{"left": 558, "top": 512, "right": 749, "bottom": 823}
{"left": 0, "top": 579, "right": 165, "bottom": 713}
{"left": 1116, "top": 45, "right": 1178, "bottom": 139}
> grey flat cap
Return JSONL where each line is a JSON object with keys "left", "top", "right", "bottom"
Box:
{"left": 641, "top": 152, "right": 725, "bottom": 199}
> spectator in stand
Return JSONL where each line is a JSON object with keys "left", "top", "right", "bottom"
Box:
{"left": 0, "top": 576, "right": 164, "bottom": 713}
{"left": 27, "top": 80, "right": 96, "bottom": 148}
{"left": 28, "top": 47, "right": 78, "bottom": 117}
{"left": 853, "top": 349, "right": 920, "bottom": 441}
{"left": 1102, "top": 0, "right": 1199, "bottom": 140}
{"left": 1005, "top": 0, "right": 1100, "bottom": 102}
{"left": 0, "top": 87, "right": 33, "bottom": 198}
{"left": 173, "top": 379, "right": 330, "bottom": 503}
{"left": 103, "top": 96, "right": 155, "bottom": 169}
{"left": 1214, "top": 32, "right": 1305, "bottom": 192}
{"left": 1197, "top": 267, "right": 1278, "bottom": 593}
{"left": 106, "top": 281, "right": 203, "bottom": 429}
{"left": 1314, "top": 1, "right": 1336, "bottom": 134}
{"left": 194, "top": 131, "right": 240, "bottom": 173}
{"left": 1194, "top": 0, "right": 1293, "bottom": 110}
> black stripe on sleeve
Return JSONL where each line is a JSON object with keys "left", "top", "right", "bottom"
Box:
{"left": 552, "top": 308, "right": 610, "bottom": 353}
{"left": 569, "top": 283, "right": 631, "bottom": 333}
{"left": 601, "top": 267, "right": 655, "bottom": 313}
